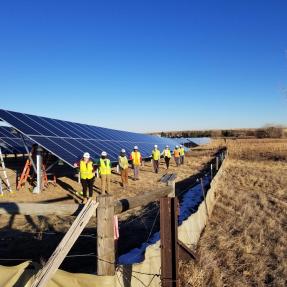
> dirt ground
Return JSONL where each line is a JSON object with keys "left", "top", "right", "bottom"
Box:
{"left": 1, "top": 142, "right": 223, "bottom": 204}
{"left": 180, "top": 139, "right": 287, "bottom": 287}
{"left": 0, "top": 141, "right": 223, "bottom": 273}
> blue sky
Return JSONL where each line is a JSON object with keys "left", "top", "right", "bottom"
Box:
{"left": 0, "top": 0, "right": 286, "bottom": 132}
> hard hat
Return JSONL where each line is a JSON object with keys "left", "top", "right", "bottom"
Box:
{"left": 154, "top": 144, "right": 158, "bottom": 148}
{"left": 101, "top": 151, "right": 107, "bottom": 156}
{"left": 166, "top": 145, "right": 169, "bottom": 148}
{"left": 134, "top": 146, "right": 138, "bottom": 150}
{"left": 83, "top": 152, "right": 90, "bottom": 158}
{"left": 180, "top": 145, "right": 182, "bottom": 147}
{"left": 121, "top": 149, "right": 126, "bottom": 153}
{"left": 175, "top": 145, "right": 179, "bottom": 148}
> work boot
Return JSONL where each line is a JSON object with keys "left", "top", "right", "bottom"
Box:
{"left": 82, "top": 198, "right": 88, "bottom": 204}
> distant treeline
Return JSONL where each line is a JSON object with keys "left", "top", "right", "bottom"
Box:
{"left": 155, "top": 126, "right": 286, "bottom": 139}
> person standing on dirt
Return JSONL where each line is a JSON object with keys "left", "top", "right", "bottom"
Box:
{"left": 162, "top": 145, "right": 171, "bottom": 169}
{"left": 95, "top": 151, "right": 112, "bottom": 194}
{"left": 74, "top": 152, "right": 95, "bottom": 203}
{"left": 152, "top": 144, "right": 161, "bottom": 173}
{"left": 179, "top": 145, "right": 185, "bottom": 165}
{"left": 118, "top": 149, "right": 129, "bottom": 188}
{"left": 174, "top": 146, "right": 180, "bottom": 167}
{"left": 130, "top": 146, "right": 142, "bottom": 180}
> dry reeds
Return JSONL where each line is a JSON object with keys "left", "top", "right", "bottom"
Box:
{"left": 180, "top": 139, "right": 287, "bottom": 286}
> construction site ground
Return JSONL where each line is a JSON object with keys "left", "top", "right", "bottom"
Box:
{"left": 0, "top": 141, "right": 224, "bottom": 273}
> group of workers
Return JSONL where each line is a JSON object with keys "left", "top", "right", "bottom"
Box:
{"left": 74, "top": 144, "right": 185, "bottom": 202}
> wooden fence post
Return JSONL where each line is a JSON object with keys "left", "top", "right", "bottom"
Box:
{"left": 97, "top": 195, "right": 115, "bottom": 276}
{"left": 216, "top": 156, "right": 219, "bottom": 171}
{"left": 167, "top": 180, "right": 175, "bottom": 197}
{"left": 160, "top": 197, "right": 179, "bottom": 287}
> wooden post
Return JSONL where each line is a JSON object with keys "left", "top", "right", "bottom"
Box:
{"left": 210, "top": 164, "right": 213, "bottom": 179}
{"left": 160, "top": 197, "right": 179, "bottom": 287}
{"left": 31, "top": 199, "right": 98, "bottom": 287}
{"left": 167, "top": 180, "right": 175, "bottom": 197}
{"left": 200, "top": 178, "right": 209, "bottom": 218}
{"left": 97, "top": 195, "right": 115, "bottom": 275}
{"left": 216, "top": 156, "right": 219, "bottom": 171}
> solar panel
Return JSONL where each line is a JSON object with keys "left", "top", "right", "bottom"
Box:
{"left": 186, "top": 137, "right": 211, "bottom": 145}
{"left": 168, "top": 137, "right": 211, "bottom": 146}
{"left": 0, "top": 109, "right": 180, "bottom": 166}
{"left": 0, "top": 126, "right": 33, "bottom": 154}
{"left": 169, "top": 138, "right": 190, "bottom": 145}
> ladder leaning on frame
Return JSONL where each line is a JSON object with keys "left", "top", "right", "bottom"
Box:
{"left": 0, "top": 147, "right": 13, "bottom": 196}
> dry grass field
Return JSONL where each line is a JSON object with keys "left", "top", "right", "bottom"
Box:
{"left": 180, "top": 139, "right": 287, "bottom": 287}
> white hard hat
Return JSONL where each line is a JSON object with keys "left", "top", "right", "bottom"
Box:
{"left": 180, "top": 145, "right": 182, "bottom": 147}
{"left": 134, "top": 146, "right": 138, "bottom": 150}
{"left": 121, "top": 149, "right": 126, "bottom": 153}
{"left": 154, "top": 144, "right": 158, "bottom": 148}
{"left": 101, "top": 151, "right": 107, "bottom": 156}
{"left": 166, "top": 145, "right": 169, "bottom": 148}
{"left": 83, "top": 152, "right": 90, "bottom": 159}
{"left": 175, "top": 145, "right": 179, "bottom": 148}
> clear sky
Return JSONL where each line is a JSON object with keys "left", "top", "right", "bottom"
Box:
{"left": 0, "top": 0, "right": 286, "bottom": 132}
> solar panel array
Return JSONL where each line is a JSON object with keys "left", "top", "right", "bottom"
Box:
{"left": 0, "top": 126, "right": 33, "bottom": 154}
{"left": 0, "top": 109, "right": 180, "bottom": 166}
{"left": 171, "top": 137, "right": 211, "bottom": 146}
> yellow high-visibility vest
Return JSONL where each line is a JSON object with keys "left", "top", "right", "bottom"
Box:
{"left": 163, "top": 149, "right": 171, "bottom": 158}
{"left": 180, "top": 147, "right": 185, "bottom": 156}
{"left": 152, "top": 149, "right": 161, "bottom": 160}
{"left": 80, "top": 160, "right": 94, "bottom": 179}
{"left": 131, "top": 151, "right": 141, "bottom": 166}
{"left": 119, "top": 156, "right": 129, "bottom": 169}
{"left": 99, "top": 158, "right": 111, "bottom": 175}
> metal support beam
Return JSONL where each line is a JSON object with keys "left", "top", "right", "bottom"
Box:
{"left": 160, "top": 197, "right": 179, "bottom": 287}
{"left": 0, "top": 147, "right": 12, "bottom": 193}
{"left": 20, "top": 134, "right": 37, "bottom": 173}
{"left": 45, "top": 159, "right": 59, "bottom": 172}
{"left": 33, "top": 146, "right": 43, "bottom": 194}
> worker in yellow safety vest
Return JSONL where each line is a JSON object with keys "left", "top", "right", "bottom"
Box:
{"left": 173, "top": 145, "right": 180, "bottom": 167}
{"left": 179, "top": 145, "right": 185, "bottom": 165}
{"left": 74, "top": 152, "right": 95, "bottom": 203}
{"left": 118, "top": 149, "right": 129, "bottom": 188}
{"left": 130, "top": 146, "right": 142, "bottom": 180}
{"left": 96, "top": 151, "right": 112, "bottom": 194}
{"left": 152, "top": 144, "right": 161, "bottom": 173}
{"left": 162, "top": 145, "right": 171, "bottom": 169}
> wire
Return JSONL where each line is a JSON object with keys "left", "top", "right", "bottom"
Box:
{"left": 66, "top": 253, "right": 96, "bottom": 258}
{"left": 120, "top": 205, "right": 159, "bottom": 227}
{"left": 145, "top": 209, "right": 159, "bottom": 242}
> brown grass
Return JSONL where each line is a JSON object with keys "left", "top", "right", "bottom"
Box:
{"left": 180, "top": 139, "right": 287, "bottom": 286}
